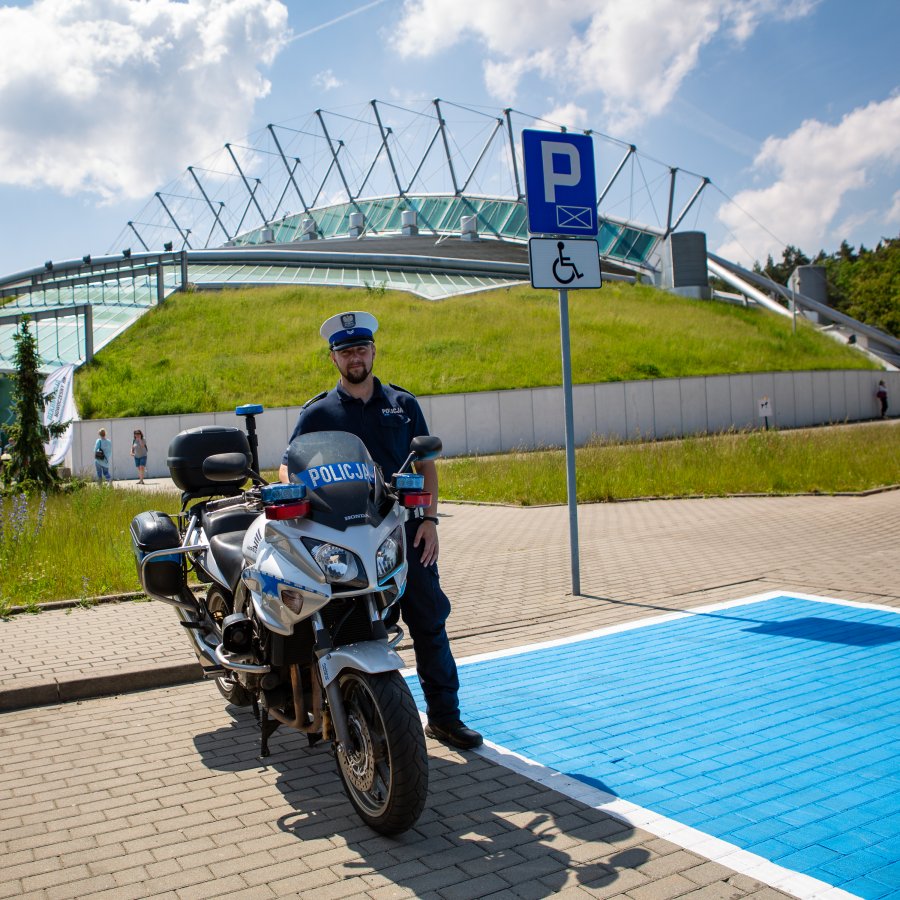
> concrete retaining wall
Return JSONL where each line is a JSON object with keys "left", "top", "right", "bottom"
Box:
{"left": 70, "top": 369, "right": 898, "bottom": 480}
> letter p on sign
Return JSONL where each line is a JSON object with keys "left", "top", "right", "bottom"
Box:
{"left": 542, "top": 141, "right": 581, "bottom": 203}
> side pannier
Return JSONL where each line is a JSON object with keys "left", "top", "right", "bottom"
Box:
{"left": 130, "top": 510, "right": 184, "bottom": 597}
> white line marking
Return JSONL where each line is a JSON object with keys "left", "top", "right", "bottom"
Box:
{"left": 452, "top": 590, "right": 900, "bottom": 667}
{"left": 469, "top": 735, "right": 859, "bottom": 900}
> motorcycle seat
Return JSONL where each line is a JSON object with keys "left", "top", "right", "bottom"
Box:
{"left": 202, "top": 507, "right": 260, "bottom": 592}
{"left": 208, "top": 531, "right": 248, "bottom": 593}
{"left": 201, "top": 505, "right": 259, "bottom": 540}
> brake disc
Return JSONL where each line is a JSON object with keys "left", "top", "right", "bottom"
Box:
{"left": 340, "top": 712, "right": 376, "bottom": 791}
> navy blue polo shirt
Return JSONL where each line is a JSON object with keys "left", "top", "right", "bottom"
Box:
{"left": 284, "top": 377, "right": 429, "bottom": 477}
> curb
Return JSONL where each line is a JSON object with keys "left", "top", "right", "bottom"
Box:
{"left": 3, "top": 588, "right": 205, "bottom": 618}
{"left": 0, "top": 661, "right": 205, "bottom": 713}
{"left": 443, "top": 482, "right": 900, "bottom": 508}
{"left": 2, "top": 592, "right": 147, "bottom": 618}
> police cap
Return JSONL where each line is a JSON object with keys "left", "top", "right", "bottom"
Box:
{"left": 320, "top": 311, "right": 379, "bottom": 351}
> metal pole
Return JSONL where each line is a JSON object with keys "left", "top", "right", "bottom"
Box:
{"left": 558, "top": 287, "right": 581, "bottom": 595}
{"left": 371, "top": 101, "right": 405, "bottom": 197}
{"left": 503, "top": 108, "right": 523, "bottom": 201}
{"left": 664, "top": 167, "right": 678, "bottom": 236}
{"left": 460, "top": 117, "right": 503, "bottom": 194}
{"left": 155, "top": 195, "right": 193, "bottom": 249}
{"left": 84, "top": 304, "right": 94, "bottom": 362}
{"left": 225, "top": 143, "right": 267, "bottom": 226}
{"left": 433, "top": 99, "right": 460, "bottom": 195}
{"left": 315, "top": 110, "right": 361, "bottom": 212}
{"left": 156, "top": 261, "right": 165, "bottom": 305}
{"left": 669, "top": 176, "right": 710, "bottom": 233}
{"left": 127, "top": 220, "right": 150, "bottom": 251}
{"left": 188, "top": 167, "right": 232, "bottom": 242}
{"left": 597, "top": 144, "right": 634, "bottom": 206}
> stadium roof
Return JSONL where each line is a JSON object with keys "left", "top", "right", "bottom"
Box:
{"left": 2, "top": 98, "right": 898, "bottom": 374}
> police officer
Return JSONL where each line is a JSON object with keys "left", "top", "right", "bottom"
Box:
{"left": 279, "top": 311, "right": 482, "bottom": 750}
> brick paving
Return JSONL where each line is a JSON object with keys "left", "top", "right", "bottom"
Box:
{"left": 0, "top": 490, "right": 898, "bottom": 898}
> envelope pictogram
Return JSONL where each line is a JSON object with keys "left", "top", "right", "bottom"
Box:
{"left": 556, "top": 205, "right": 593, "bottom": 230}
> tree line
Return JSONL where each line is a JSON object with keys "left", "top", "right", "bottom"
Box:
{"left": 754, "top": 234, "right": 900, "bottom": 338}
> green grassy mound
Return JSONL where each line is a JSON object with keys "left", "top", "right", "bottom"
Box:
{"left": 74, "top": 283, "right": 876, "bottom": 419}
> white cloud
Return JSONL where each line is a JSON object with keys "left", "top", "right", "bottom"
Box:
{"left": 0, "top": 0, "right": 290, "bottom": 201}
{"left": 539, "top": 103, "right": 591, "bottom": 131}
{"left": 716, "top": 93, "right": 900, "bottom": 265}
{"left": 313, "top": 69, "right": 343, "bottom": 91}
{"left": 392, "top": 0, "right": 818, "bottom": 131}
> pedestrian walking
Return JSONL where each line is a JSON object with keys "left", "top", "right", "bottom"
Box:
{"left": 876, "top": 380, "right": 888, "bottom": 419}
{"left": 94, "top": 428, "right": 112, "bottom": 484}
{"left": 131, "top": 429, "right": 148, "bottom": 483}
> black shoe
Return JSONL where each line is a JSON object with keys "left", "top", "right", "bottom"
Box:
{"left": 425, "top": 719, "right": 483, "bottom": 750}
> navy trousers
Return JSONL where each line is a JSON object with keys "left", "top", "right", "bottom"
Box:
{"left": 397, "top": 519, "right": 461, "bottom": 725}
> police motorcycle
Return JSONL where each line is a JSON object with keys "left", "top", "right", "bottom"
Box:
{"left": 130, "top": 405, "right": 438, "bottom": 835}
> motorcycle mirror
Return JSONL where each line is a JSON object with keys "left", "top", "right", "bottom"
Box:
{"left": 410, "top": 435, "right": 442, "bottom": 460}
{"left": 202, "top": 452, "right": 250, "bottom": 481}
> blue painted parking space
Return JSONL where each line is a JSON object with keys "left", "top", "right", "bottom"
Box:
{"left": 409, "top": 595, "right": 900, "bottom": 898}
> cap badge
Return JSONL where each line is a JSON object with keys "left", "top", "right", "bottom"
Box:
{"left": 341, "top": 313, "right": 356, "bottom": 329}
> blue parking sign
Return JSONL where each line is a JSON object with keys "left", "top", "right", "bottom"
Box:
{"left": 522, "top": 130, "right": 597, "bottom": 237}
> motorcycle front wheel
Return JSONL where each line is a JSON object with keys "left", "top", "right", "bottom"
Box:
{"left": 334, "top": 670, "right": 428, "bottom": 835}
{"left": 206, "top": 585, "right": 253, "bottom": 707}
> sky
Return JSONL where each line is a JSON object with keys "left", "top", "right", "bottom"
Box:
{"left": 0, "top": 0, "right": 898, "bottom": 276}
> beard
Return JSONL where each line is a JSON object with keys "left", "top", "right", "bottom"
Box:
{"left": 343, "top": 361, "right": 371, "bottom": 384}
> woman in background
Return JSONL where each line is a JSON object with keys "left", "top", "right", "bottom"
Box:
{"left": 131, "top": 429, "right": 148, "bottom": 483}
{"left": 94, "top": 429, "right": 112, "bottom": 484}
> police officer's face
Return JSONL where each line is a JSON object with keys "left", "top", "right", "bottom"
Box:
{"left": 333, "top": 342, "right": 375, "bottom": 384}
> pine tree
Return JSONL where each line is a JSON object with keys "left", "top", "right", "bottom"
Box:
{"left": 6, "top": 318, "right": 68, "bottom": 490}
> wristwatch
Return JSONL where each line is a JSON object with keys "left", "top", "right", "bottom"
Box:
{"left": 422, "top": 515, "right": 439, "bottom": 525}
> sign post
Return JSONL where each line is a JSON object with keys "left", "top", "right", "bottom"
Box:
{"left": 758, "top": 396, "right": 772, "bottom": 431}
{"left": 522, "top": 130, "right": 601, "bottom": 596}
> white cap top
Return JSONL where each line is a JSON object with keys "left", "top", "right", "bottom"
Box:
{"left": 320, "top": 310, "right": 379, "bottom": 350}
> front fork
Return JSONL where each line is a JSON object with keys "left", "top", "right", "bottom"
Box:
{"left": 312, "top": 609, "right": 355, "bottom": 753}
{"left": 314, "top": 594, "right": 400, "bottom": 756}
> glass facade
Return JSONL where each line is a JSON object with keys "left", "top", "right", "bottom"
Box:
{"left": 187, "top": 262, "right": 520, "bottom": 301}
{"left": 0, "top": 268, "right": 179, "bottom": 372}
{"left": 235, "top": 194, "right": 661, "bottom": 267}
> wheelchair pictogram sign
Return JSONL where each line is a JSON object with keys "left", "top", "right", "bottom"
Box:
{"left": 529, "top": 237, "right": 602, "bottom": 290}
{"left": 552, "top": 242, "right": 584, "bottom": 284}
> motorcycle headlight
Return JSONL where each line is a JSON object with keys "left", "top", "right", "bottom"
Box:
{"left": 303, "top": 539, "right": 361, "bottom": 584}
{"left": 376, "top": 526, "right": 404, "bottom": 579}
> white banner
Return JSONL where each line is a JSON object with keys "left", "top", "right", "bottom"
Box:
{"left": 43, "top": 363, "right": 79, "bottom": 466}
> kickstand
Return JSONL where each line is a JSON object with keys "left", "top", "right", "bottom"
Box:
{"left": 258, "top": 706, "right": 280, "bottom": 758}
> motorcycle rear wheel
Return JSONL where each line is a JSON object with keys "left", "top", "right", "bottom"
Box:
{"left": 334, "top": 670, "right": 428, "bottom": 835}
{"left": 206, "top": 585, "right": 253, "bottom": 707}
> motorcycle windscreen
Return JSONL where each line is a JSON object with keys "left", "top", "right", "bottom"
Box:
{"left": 285, "top": 431, "right": 386, "bottom": 529}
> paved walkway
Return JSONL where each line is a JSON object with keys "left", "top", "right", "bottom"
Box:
{"left": 1, "top": 492, "right": 898, "bottom": 898}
